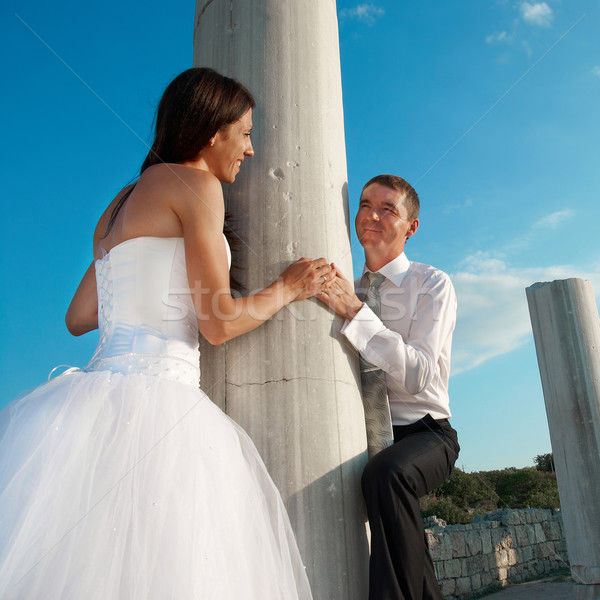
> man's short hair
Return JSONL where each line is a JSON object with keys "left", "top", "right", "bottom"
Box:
{"left": 362, "top": 174, "right": 420, "bottom": 220}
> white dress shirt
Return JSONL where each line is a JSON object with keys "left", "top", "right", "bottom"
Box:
{"left": 341, "top": 253, "right": 457, "bottom": 426}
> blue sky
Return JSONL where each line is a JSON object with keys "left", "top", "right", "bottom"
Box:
{"left": 1, "top": 1, "right": 599, "bottom": 472}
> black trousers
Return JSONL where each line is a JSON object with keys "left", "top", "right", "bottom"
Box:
{"left": 361, "top": 414, "right": 460, "bottom": 600}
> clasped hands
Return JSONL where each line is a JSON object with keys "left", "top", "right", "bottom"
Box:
{"left": 281, "top": 258, "right": 362, "bottom": 320}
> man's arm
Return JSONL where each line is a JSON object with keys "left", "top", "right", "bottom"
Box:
{"left": 320, "top": 267, "right": 456, "bottom": 395}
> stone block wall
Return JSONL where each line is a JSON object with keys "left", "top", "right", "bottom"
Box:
{"left": 424, "top": 508, "right": 568, "bottom": 599}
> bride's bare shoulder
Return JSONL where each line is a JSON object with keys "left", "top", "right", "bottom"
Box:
{"left": 142, "top": 163, "right": 224, "bottom": 211}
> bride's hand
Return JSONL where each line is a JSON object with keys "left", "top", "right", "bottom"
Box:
{"left": 279, "top": 258, "right": 335, "bottom": 301}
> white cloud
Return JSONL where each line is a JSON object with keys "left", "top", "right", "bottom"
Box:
{"left": 520, "top": 2, "right": 554, "bottom": 27}
{"left": 340, "top": 3, "right": 385, "bottom": 24}
{"left": 487, "top": 2, "right": 554, "bottom": 59}
{"left": 531, "top": 209, "right": 574, "bottom": 231}
{"left": 501, "top": 208, "right": 575, "bottom": 255}
{"left": 521, "top": 39, "right": 533, "bottom": 58}
{"left": 450, "top": 253, "right": 600, "bottom": 375}
{"left": 592, "top": 66, "right": 600, "bottom": 78}
{"left": 443, "top": 198, "right": 473, "bottom": 214}
{"left": 485, "top": 31, "right": 512, "bottom": 44}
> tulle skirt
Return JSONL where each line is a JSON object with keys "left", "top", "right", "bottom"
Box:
{"left": 0, "top": 369, "right": 312, "bottom": 599}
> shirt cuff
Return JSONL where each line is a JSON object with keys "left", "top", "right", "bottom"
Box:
{"left": 340, "top": 303, "right": 387, "bottom": 353}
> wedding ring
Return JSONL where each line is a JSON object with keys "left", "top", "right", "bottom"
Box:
{"left": 321, "top": 275, "right": 327, "bottom": 283}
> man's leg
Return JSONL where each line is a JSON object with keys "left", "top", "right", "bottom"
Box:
{"left": 361, "top": 416, "right": 459, "bottom": 600}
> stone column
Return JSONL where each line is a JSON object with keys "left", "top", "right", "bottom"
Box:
{"left": 526, "top": 278, "right": 600, "bottom": 585}
{"left": 193, "top": 2, "right": 369, "bottom": 599}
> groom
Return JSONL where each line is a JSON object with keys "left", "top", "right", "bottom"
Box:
{"left": 319, "top": 174, "right": 459, "bottom": 600}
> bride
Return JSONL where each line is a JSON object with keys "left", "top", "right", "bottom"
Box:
{"left": 0, "top": 67, "right": 333, "bottom": 599}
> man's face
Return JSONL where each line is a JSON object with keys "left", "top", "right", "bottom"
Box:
{"left": 355, "top": 183, "right": 419, "bottom": 260}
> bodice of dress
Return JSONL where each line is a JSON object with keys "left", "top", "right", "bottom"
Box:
{"left": 85, "top": 237, "right": 210, "bottom": 386}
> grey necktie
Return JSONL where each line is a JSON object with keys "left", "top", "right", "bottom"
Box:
{"left": 359, "top": 272, "right": 394, "bottom": 458}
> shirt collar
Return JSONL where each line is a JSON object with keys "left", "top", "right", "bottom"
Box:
{"left": 362, "top": 252, "right": 411, "bottom": 288}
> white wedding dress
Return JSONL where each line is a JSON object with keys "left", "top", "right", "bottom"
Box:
{"left": 0, "top": 236, "right": 313, "bottom": 600}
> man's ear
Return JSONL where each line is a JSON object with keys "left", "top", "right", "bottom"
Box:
{"left": 406, "top": 218, "right": 419, "bottom": 240}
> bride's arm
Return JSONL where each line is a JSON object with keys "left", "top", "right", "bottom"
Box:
{"left": 175, "top": 171, "right": 333, "bottom": 345}
{"left": 66, "top": 261, "right": 98, "bottom": 336}
{"left": 65, "top": 191, "right": 119, "bottom": 336}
